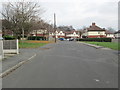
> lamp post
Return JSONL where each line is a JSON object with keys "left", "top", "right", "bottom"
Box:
{"left": 54, "top": 13, "right": 57, "bottom": 43}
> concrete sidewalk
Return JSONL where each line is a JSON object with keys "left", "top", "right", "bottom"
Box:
{"left": 0, "top": 43, "right": 55, "bottom": 77}
{"left": 0, "top": 49, "right": 39, "bottom": 75}
{"left": 78, "top": 42, "right": 112, "bottom": 50}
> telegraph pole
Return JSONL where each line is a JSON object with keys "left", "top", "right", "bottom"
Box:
{"left": 54, "top": 13, "right": 57, "bottom": 43}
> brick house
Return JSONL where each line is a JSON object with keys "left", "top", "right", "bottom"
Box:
{"left": 31, "top": 29, "right": 48, "bottom": 37}
{"left": 82, "top": 23, "right": 106, "bottom": 38}
{"left": 65, "top": 30, "right": 80, "bottom": 38}
{"left": 49, "top": 29, "right": 80, "bottom": 39}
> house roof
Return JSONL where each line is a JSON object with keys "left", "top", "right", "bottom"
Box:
{"left": 64, "top": 30, "right": 79, "bottom": 34}
{"left": 105, "top": 30, "right": 114, "bottom": 34}
{"left": 87, "top": 23, "right": 106, "bottom": 31}
{"left": 114, "top": 30, "right": 120, "bottom": 34}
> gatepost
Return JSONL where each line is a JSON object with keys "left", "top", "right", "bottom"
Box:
{"left": 0, "top": 30, "right": 3, "bottom": 60}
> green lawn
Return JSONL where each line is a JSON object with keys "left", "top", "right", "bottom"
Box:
{"left": 19, "top": 40, "right": 49, "bottom": 48}
{"left": 82, "top": 41, "right": 120, "bottom": 50}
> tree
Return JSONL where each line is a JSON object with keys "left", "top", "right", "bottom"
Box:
{"left": 58, "top": 25, "right": 75, "bottom": 31}
{"left": 1, "top": 1, "right": 44, "bottom": 39}
{"left": 107, "top": 27, "right": 115, "bottom": 33}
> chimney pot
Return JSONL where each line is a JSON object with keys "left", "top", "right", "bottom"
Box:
{"left": 92, "top": 23, "right": 95, "bottom": 26}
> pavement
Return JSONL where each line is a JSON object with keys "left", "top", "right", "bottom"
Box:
{"left": 1, "top": 41, "right": 119, "bottom": 88}
{"left": 78, "top": 42, "right": 112, "bottom": 50}
{"left": 0, "top": 43, "right": 55, "bottom": 77}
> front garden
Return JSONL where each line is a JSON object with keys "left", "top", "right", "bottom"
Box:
{"left": 19, "top": 40, "right": 53, "bottom": 48}
{"left": 82, "top": 41, "right": 119, "bottom": 50}
{"left": 76, "top": 38, "right": 120, "bottom": 50}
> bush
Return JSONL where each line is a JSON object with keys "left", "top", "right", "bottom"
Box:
{"left": 27, "top": 36, "right": 47, "bottom": 40}
{"left": 76, "top": 38, "right": 112, "bottom": 42}
{"left": 3, "top": 36, "right": 16, "bottom": 40}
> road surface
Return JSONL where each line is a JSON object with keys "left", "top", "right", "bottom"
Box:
{"left": 3, "top": 41, "right": 118, "bottom": 88}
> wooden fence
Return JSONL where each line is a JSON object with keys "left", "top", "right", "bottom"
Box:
{"left": 3, "top": 39, "right": 19, "bottom": 54}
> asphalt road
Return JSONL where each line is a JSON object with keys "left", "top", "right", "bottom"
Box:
{"left": 2, "top": 41, "right": 118, "bottom": 88}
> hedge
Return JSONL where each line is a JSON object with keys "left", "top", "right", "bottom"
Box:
{"left": 76, "top": 38, "right": 112, "bottom": 42}
{"left": 27, "top": 36, "right": 47, "bottom": 40}
{"left": 3, "top": 36, "right": 16, "bottom": 40}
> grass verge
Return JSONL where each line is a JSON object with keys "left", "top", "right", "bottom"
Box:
{"left": 19, "top": 40, "right": 53, "bottom": 48}
{"left": 81, "top": 41, "right": 120, "bottom": 50}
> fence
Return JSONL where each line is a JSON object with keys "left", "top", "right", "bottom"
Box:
{"left": 0, "top": 40, "right": 3, "bottom": 60}
{"left": 3, "top": 39, "right": 19, "bottom": 54}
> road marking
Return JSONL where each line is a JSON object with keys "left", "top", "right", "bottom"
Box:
{"left": 94, "top": 79, "right": 100, "bottom": 82}
{"left": 28, "top": 54, "right": 36, "bottom": 60}
{"left": 0, "top": 53, "right": 36, "bottom": 78}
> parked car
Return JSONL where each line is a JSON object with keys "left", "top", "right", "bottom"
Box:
{"left": 58, "top": 38, "right": 65, "bottom": 41}
{"left": 66, "top": 38, "right": 70, "bottom": 41}
{"left": 69, "top": 38, "right": 74, "bottom": 41}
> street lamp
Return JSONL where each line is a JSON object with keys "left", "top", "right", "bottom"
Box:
{"left": 54, "top": 13, "right": 57, "bottom": 43}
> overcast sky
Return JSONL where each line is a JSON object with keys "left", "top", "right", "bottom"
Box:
{"left": 0, "top": 0, "right": 119, "bottom": 30}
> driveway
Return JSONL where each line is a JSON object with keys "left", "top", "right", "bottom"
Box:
{"left": 2, "top": 41, "right": 118, "bottom": 88}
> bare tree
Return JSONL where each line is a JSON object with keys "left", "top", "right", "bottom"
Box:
{"left": 107, "top": 27, "right": 115, "bottom": 33}
{"left": 1, "top": 1, "right": 44, "bottom": 39}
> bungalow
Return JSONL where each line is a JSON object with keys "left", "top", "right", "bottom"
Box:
{"left": 82, "top": 23, "right": 106, "bottom": 38}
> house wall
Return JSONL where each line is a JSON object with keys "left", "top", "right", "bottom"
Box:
{"left": 115, "top": 33, "right": 120, "bottom": 38}
{"left": 87, "top": 31, "right": 106, "bottom": 38}
{"left": 50, "top": 31, "right": 80, "bottom": 38}
{"left": 66, "top": 34, "right": 79, "bottom": 38}
{"left": 106, "top": 34, "right": 115, "bottom": 38}
{"left": 88, "top": 31, "right": 106, "bottom": 35}
{"left": 31, "top": 29, "right": 47, "bottom": 36}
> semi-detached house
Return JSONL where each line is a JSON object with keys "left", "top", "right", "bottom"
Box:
{"left": 82, "top": 23, "right": 106, "bottom": 38}
{"left": 82, "top": 23, "right": 115, "bottom": 38}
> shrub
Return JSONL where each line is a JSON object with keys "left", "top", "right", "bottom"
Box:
{"left": 76, "top": 38, "right": 112, "bottom": 42}
{"left": 3, "top": 36, "right": 16, "bottom": 40}
{"left": 27, "top": 36, "right": 47, "bottom": 40}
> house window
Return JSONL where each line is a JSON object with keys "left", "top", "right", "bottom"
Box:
{"left": 98, "top": 32, "right": 101, "bottom": 34}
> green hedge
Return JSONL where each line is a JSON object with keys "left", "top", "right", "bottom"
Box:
{"left": 27, "top": 36, "right": 47, "bottom": 40}
{"left": 3, "top": 36, "right": 16, "bottom": 40}
{"left": 76, "top": 38, "right": 112, "bottom": 42}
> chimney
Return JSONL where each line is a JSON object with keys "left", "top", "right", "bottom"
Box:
{"left": 103, "top": 28, "right": 105, "bottom": 30}
{"left": 92, "top": 23, "right": 96, "bottom": 26}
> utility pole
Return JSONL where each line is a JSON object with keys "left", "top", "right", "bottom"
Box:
{"left": 54, "top": 13, "right": 57, "bottom": 43}
{"left": 22, "top": 2, "right": 24, "bottom": 40}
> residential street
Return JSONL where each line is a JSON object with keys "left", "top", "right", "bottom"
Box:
{"left": 2, "top": 41, "right": 118, "bottom": 88}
